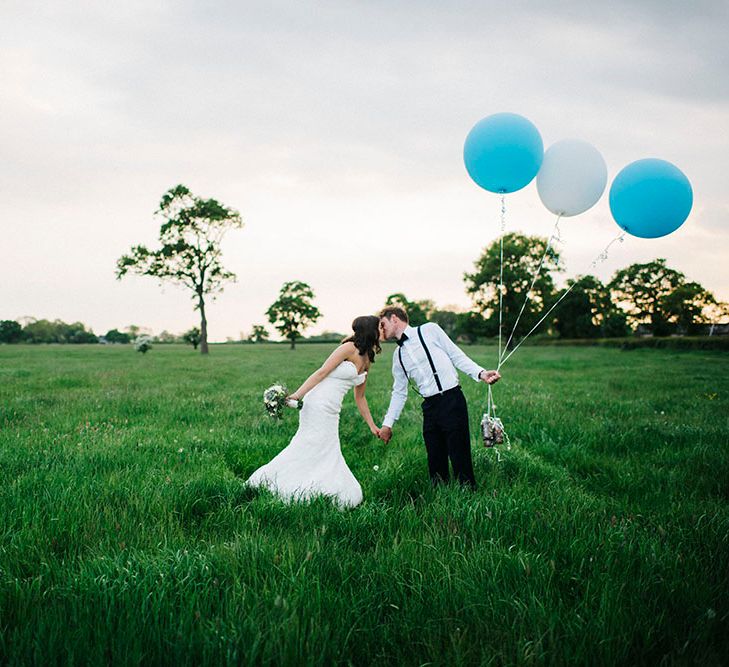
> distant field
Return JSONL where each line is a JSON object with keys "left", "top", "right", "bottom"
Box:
{"left": 1, "top": 343, "right": 728, "bottom": 665}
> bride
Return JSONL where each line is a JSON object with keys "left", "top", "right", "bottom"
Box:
{"left": 247, "top": 315, "right": 382, "bottom": 508}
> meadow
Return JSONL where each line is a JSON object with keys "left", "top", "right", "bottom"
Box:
{"left": 0, "top": 343, "right": 727, "bottom": 666}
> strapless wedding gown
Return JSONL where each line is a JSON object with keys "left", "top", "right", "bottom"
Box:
{"left": 247, "top": 360, "right": 367, "bottom": 508}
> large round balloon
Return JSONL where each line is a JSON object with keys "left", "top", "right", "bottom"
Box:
{"left": 463, "top": 113, "right": 543, "bottom": 193}
{"left": 536, "top": 139, "right": 607, "bottom": 216}
{"left": 609, "top": 159, "right": 693, "bottom": 238}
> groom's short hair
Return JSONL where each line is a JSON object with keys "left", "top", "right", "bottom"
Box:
{"left": 378, "top": 306, "right": 408, "bottom": 323}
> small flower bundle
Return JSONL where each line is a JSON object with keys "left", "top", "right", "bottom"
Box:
{"left": 263, "top": 384, "right": 303, "bottom": 420}
{"left": 480, "top": 412, "right": 511, "bottom": 461}
{"left": 480, "top": 414, "right": 504, "bottom": 448}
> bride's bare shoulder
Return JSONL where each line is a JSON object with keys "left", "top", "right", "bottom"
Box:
{"left": 340, "top": 341, "right": 366, "bottom": 368}
{"left": 339, "top": 341, "right": 357, "bottom": 353}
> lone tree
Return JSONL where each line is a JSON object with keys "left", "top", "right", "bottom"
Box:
{"left": 266, "top": 281, "right": 322, "bottom": 349}
{"left": 248, "top": 324, "right": 270, "bottom": 343}
{"left": 116, "top": 185, "right": 243, "bottom": 354}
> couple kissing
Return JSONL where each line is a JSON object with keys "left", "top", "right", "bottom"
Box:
{"left": 247, "top": 307, "right": 501, "bottom": 507}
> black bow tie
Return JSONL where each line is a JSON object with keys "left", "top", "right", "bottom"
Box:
{"left": 396, "top": 333, "right": 409, "bottom": 347}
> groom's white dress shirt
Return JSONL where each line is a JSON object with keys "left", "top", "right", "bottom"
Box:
{"left": 382, "top": 323, "right": 485, "bottom": 428}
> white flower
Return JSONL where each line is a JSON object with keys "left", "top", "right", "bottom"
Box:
{"left": 373, "top": 465, "right": 380, "bottom": 471}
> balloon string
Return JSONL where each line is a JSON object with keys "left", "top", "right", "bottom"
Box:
{"left": 498, "top": 213, "right": 562, "bottom": 369}
{"left": 486, "top": 193, "right": 511, "bottom": 463}
{"left": 499, "top": 232, "right": 626, "bottom": 368}
{"left": 497, "top": 193, "right": 506, "bottom": 367}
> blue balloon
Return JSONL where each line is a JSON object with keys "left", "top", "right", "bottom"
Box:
{"left": 463, "top": 113, "right": 543, "bottom": 193}
{"left": 609, "top": 159, "right": 693, "bottom": 239}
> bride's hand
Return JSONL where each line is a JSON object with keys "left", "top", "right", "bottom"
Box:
{"left": 370, "top": 426, "right": 381, "bottom": 438}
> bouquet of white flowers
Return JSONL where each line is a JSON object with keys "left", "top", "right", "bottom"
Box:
{"left": 263, "top": 384, "right": 303, "bottom": 420}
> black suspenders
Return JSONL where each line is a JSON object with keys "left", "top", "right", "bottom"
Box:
{"left": 418, "top": 326, "right": 443, "bottom": 392}
{"left": 398, "top": 325, "right": 443, "bottom": 394}
{"left": 397, "top": 346, "right": 414, "bottom": 393}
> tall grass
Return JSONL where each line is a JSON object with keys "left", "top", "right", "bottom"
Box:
{"left": 1, "top": 344, "right": 727, "bottom": 665}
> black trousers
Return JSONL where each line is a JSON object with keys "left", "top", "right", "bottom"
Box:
{"left": 421, "top": 386, "right": 476, "bottom": 489}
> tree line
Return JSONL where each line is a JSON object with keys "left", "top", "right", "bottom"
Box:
{"left": 0, "top": 320, "right": 203, "bottom": 347}
{"left": 3, "top": 185, "right": 725, "bottom": 350}
{"left": 248, "top": 237, "right": 726, "bottom": 348}
{"left": 455, "top": 232, "right": 725, "bottom": 341}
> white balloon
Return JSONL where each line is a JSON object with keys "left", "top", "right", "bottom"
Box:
{"left": 536, "top": 139, "right": 607, "bottom": 217}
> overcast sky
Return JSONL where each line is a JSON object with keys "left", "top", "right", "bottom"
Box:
{"left": 2, "top": 0, "right": 728, "bottom": 341}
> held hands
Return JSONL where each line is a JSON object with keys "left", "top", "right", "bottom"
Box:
{"left": 369, "top": 425, "right": 391, "bottom": 442}
{"left": 479, "top": 370, "right": 501, "bottom": 385}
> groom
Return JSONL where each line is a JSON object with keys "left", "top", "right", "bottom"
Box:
{"left": 378, "top": 307, "right": 501, "bottom": 489}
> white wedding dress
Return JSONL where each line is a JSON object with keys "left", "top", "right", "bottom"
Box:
{"left": 247, "top": 360, "right": 367, "bottom": 508}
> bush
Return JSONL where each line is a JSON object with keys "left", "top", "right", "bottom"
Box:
{"left": 134, "top": 336, "right": 153, "bottom": 354}
{"left": 22, "top": 319, "right": 98, "bottom": 344}
{"left": 182, "top": 327, "right": 201, "bottom": 349}
{"left": 105, "top": 329, "right": 131, "bottom": 344}
{"left": 528, "top": 336, "right": 729, "bottom": 351}
{"left": 0, "top": 320, "right": 23, "bottom": 343}
{"left": 617, "top": 336, "right": 729, "bottom": 351}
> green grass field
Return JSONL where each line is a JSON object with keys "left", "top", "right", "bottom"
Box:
{"left": 1, "top": 343, "right": 728, "bottom": 665}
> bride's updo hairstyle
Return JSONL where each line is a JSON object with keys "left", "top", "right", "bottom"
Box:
{"left": 342, "top": 315, "right": 382, "bottom": 363}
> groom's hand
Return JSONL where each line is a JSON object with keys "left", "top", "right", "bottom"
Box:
{"left": 379, "top": 426, "right": 392, "bottom": 444}
{"left": 479, "top": 370, "right": 501, "bottom": 385}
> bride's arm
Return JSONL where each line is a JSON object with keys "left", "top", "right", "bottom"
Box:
{"left": 353, "top": 380, "right": 380, "bottom": 437}
{"left": 289, "top": 342, "right": 355, "bottom": 400}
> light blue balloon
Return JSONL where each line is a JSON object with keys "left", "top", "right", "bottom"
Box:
{"left": 609, "top": 159, "right": 693, "bottom": 239}
{"left": 463, "top": 113, "right": 543, "bottom": 193}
